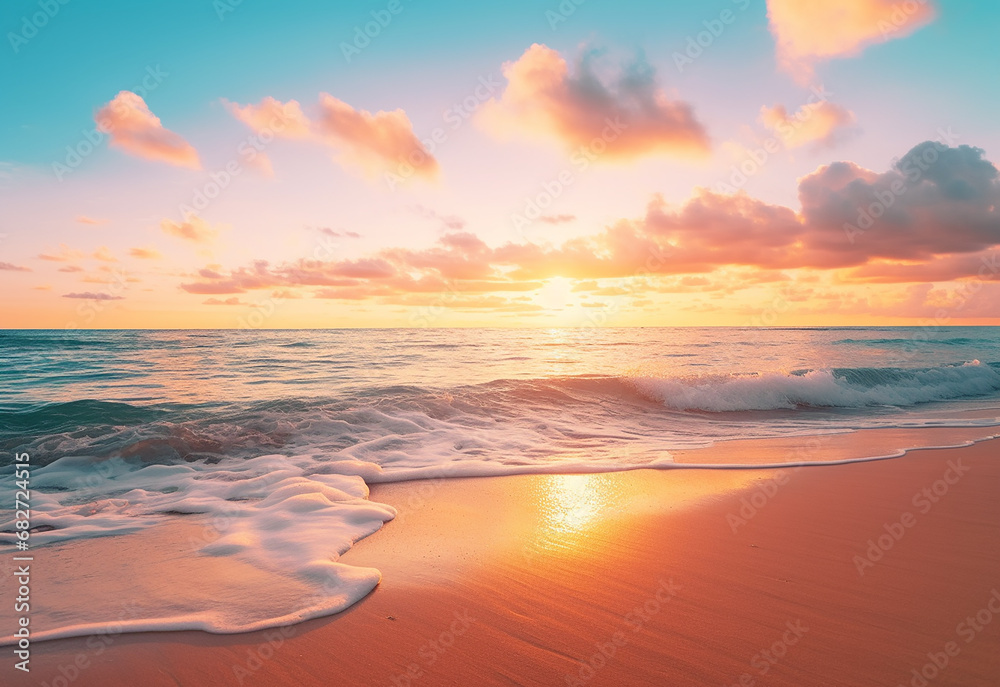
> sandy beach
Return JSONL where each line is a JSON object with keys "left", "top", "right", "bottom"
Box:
{"left": 6, "top": 0, "right": 1000, "bottom": 682}
{"left": 8, "top": 434, "right": 999, "bottom": 687}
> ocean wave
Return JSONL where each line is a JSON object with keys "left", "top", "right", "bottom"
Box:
{"left": 0, "top": 400, "right": 168, "bottom": 435}
{"left": 630, "top": 361, "right": 1000, "bottom": 412}
{"left": 832, "top": 337, "right": 988, "bottom": 347}
{"left": 4, "top": 363, "right": 1000, "bottom": 458}
{"left": 0, "top": 334, "right": 109, "bottom": 350}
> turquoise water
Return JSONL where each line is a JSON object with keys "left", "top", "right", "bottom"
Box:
{"left": 2, "top": 327, "right": 999, "bottom": 468}
{"left": 1, "top": 327, "right": 999, "bottom": 643}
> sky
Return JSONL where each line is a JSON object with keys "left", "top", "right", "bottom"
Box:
{"left": 1, "top": 0, "right": 999, "bottom": 328}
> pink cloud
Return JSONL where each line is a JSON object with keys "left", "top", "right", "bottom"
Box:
{"left": 225, "top": 97, "right": 312, "bottom": 138}
{"left": 203, "top": 297, "right": 245, "bottom": 305}
{"left": 181, "top": 281, "right": 247, "bottom": 295}
{"left": 226, "top": 94, "right": 437, "bottom": 180}
{"left": 767, "top": 0, "right": 936, "bottom": 82}
{"left": 245, "top": 150, "right": 275, "bottom": 178}
{"left": 161, "top": 214, "right": 218, "bottom": 244}
{"left": 95, "top": 91, "right": 200, "bottom": 169}
{"left": 62, "top": 292, "right": 124, "bottom": 301}
{"left": 478, "top": 44, "right": 709, "bottom": 159}
{"left": 129, "top": 247, "right": 162, "bottom": 260}
{"left": 38, "top": 245, "right": 86, "bottom": 262}
{"left": 760, "top": 101, "right": 857, "bottom": 148}
{"left": 93, "top": 246, "right": 117, "bottom": 262}
{"left": 797, "top": 142, "right": 1000, "bottom": 264}
{"left": 844, "top": 252, "right": 1000, "bottom": 283}
{"left": 176, "top": 141, "right": 1000, "bottom": 304}
{"left": 539, "top": 214, "right": 576, "bottom": 225}
{"left": 75, "top": 215, "right": 107, "bottom": 226}
{"left": 315, "top": 94, "right": 438, "bottom": 179}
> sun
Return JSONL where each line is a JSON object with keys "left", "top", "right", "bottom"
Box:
{"left": 536, "top": 276, "right": 575, "bottom": 310}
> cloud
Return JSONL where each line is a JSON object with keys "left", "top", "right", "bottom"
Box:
{"left": 62, "top": 292, "right": 124, "bottom": 300}
{"left": 129, "top": 247, "right": 162, "bottom": 259}
{"left": 225, "top": 97, "right": 312, "bottom": 138}
{"left": 75, "top": 215, "right": 107, "bottom": 225}
{"left": 315, "top": 94, "right": 438, "bottom": 179}
{"left": 182, "top": 282, "right": 246, "bottom": 295}
{"left": 844, "top": 252, "right": 1000, "bottom": 283}
{"left": 318, "top": 227, "right": 361, "bottom": 239}
{"left": 38, "top": 245, "right": 86, "bottom": 262}
{"left": 410, "top": 205, "right": 466, "bottom": 231}
{"left": 797, "top": 142, "right": 1000, "bottom": 264}
{"left": 760, "top": 101, "right": 857, "bottom": 148}
{"left": 93, "top": 246, "right": 117, "bottom": 262}
{"left": 244, "top": 150, "right": 275, "bottom": 178}
{"left": 176, "top": 141, "right": 1000, "bottom": 306}
{"left": 58, "top": 265, "right": 84, "bottom": 273}
{"left": 478, "top": 44, "right": 709, "bottom": 159}
{"left": 226, "top": 94, "right": 437, "bottom": 180}
{"left": 0, "top": 262, "right": 31, "bottom": 272}
{"left": 203, "top": 297, "right": 244, "bottom": 305}
{"left": 539, "top": 214, "right": 576, "bottom": 225}
{"left": 95, "top": 91, "right": 200, "bottom": 169}
{"left": 767, "top": 0, "right": 936, "bottom": 82}
{"left": 161, "top": 214, "right": 218, "bottom": 243}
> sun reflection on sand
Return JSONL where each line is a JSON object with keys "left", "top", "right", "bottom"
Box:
{"left": 535, "top": 473, "right": 624, "bottom": 540}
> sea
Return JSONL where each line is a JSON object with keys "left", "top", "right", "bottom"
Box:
{"left": 2, "top": 327, "right": 999, "bottom": 642}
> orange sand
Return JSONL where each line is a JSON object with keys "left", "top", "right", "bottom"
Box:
{"left": 6, "top": 437, "right": 1000, "bottom": 686}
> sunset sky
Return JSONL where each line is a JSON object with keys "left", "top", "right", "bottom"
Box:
{"left": 2, "top": 0, "right": 999, "bottom": 327}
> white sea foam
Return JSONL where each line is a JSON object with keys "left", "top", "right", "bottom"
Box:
{"left": 4, "top": 329, "right": 1000, "bottom": 646}
{"left": 0, "top": 454, "right": 395, "bottom": 643}
{"left": 630, "top": 361, "right": 1000, "bottom": 412}
{"left": 2, "top": 419, "right": 1000, "bottom": 645}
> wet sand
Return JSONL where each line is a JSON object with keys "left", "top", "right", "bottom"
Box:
{"left": 7, "top": 437, "right": 1000, "bottom": 686}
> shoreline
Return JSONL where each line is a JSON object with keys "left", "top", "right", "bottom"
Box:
{"left": 4, "top": 433, "right": 999, "bottom": 685}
